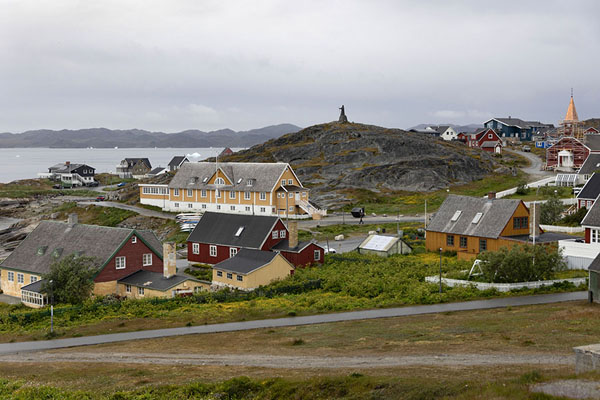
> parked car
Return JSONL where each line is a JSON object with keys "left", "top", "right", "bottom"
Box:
{"left": 324, "top": 247, "right": 337, "bottom": 254}
{"left": 86, "top": 181, "right": 99, "bottom": 187}
{"left": 52, "top": 184, "right": 62, "bottom": 189}
{"left": 95, "top": 195, "right": 106, "bottom": 202}
{"left": 117, "top": 182, "right": 127, "bottom": 187}
{"left": 522, "top": 145, "right": 531, "bottom": 152}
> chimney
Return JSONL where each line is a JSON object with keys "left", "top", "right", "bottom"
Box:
{"left": 288, "top": 221, "right": 298, "bottom": 249}
{"left": 163, "top": 242, "right": 177, "bottom": 278}
{"left": 68, "top": 213, "right": 78, "bottom": 226}
{"left": 488, "top": 192, "right": 496, "bottom": 200}
{"left": 529, "top": 203, "right": 541, "bottom": 239}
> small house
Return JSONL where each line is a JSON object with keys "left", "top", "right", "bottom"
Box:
{"left": 212, "top": 248, "right": 294, "bottom": 290}
{"left": 168, "top": 156, "right": 189, "bottom": 172}
{"left": 588, "top": 254, "right": 600, "bottom": 302}
{"left": 219, "top": 147, "right": 234, "bottom": 157}
{"left": 578, "top": 154, "right": 600, "bottom": 183}
{"left": 40, "top": 161, "right": 96, "bottom": 187}
{"left": 560, "top": 199, "right": 600, "bottom": 269}
{"left": 117, "top": 158, "right": 152, "bottom": 179}
{"left": 577, "top": 173, "right": 600, "bottom": 210}
{"left": 357, "top": 234, "right": 412, "bottom": 257}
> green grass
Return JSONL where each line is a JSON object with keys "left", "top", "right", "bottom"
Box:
{"left": 0, "top": 179, "right": 97, "bottom": 198}
{"left": 185, "top": 265, "right": 212, "bottom": 281}
{"left": 504, "top": 185, "right": 574, "bottom": 201}
{"left": 94, "top": 173, "right": 136, "bottom": 186}
{"left": 52, "top": 202, "right": 136, "bottom": 227}
{"left": 299, "top": 222, "right": 422, "bottom": 242}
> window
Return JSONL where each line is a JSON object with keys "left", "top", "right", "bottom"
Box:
{"left": 174, "top": 202, "right": 179, "bottom": 208}
{"left": 227, "top": 272, "right": 233, "bottom": 279}
{"left": 229, "top": 191, "right": 236, "bottom": 199}
{"left": 210, "top": 245, "right": 217, "bottom": 257}
{"left": 235, "top": 227, "right": 244, "bottom": 236}
{"left": 138, "top": 287, "right": 145, "bottom": 296}
{"left": 17, "top": 273, "right": 24, "bottom": 284}
{"left": 188, "top": 203, "right": 193, "bottom": 209}
{"left": 237, "top": 275, "right": 243, "bottom": 281}
{"left": 460, "top": 236, "right": 467, "bottom": 248}
{"left": 479, "top": 239, "right": 487, "bottom": 252}
{"left": 314, "top": 250, "right": 321, "bottom": 261}
{"left": 259, "top": 192, "right": 266, "bottom": 201}
{"left": 471, "top": 213, "right": 483, "bottom": 224}
{"left": 592, "top": 229, "right": 600, "bottom": 243}
{"left": 488, "top": 134, "right": 493, "bottom": 139}
{"left": 230, "top": 247, "right": 238, "bottom": 257}
{"left": 174, "top": 188, "right": 179, "bottom": 196}
{"left": 272, "top": 230, "right": 279, "bottom": 239}
{"left": 446, "top": 235, "right": 454, "bottom": 246}
{"left": 126, "top": 284, "right": 131, "bottom": 293}
{"left": 187, "top": 189, "right": 193, "bottom": 197}
{"left": 192, "top": 243, "right": 200, "bottom": 254}
{"left": 244, "top": 191, "right": 251, "bottom": 200}
{"left": 245, "top": 206, "right": 251, "bottom": 211}
{"left": 281, "top": 179, "right": 286, "bottom": 186}
{"left": 289, "top": 206, "right": 294, "bottom": 212}
{"left": 217, "top": 270, "right": 223, "bottom": 277}
{"left": 237, "top": 178, "right": 242, "bottom": 184}
{"left": 230, "top": 205, "right": 236, "bottom": 211}
{"left": 201, "top": 189, "right": 207, "bottom": 197}
{"left": 115, "top": 256, "right": 126, "bottom": 269}
{"left": 31, "top": 276, "right": 38, "bottom": 283}
{"left": 247, "top": 179, "right": 253, "bottom": 186}
{"left": 216, "top": 189, "right": 221, "bottom": 198}
{"left": 289, "top": 192, "right": 293, "bottom": 198}
{"left": 217, "top": 205, "right": 221, "bottom": 210}
{"left": 7, "top": 271, "right": 14, "bottom": 282}
{"left": 215, "top": 177, "right": 225, "bottom": 185}
{"left": 202, "top": 204, "right": 207, "bottom": 209}
{"left": 132, "top": 236, "right": 137, "bottom": 244}
{"left": 37, "top": 246, "right": 47, "bottom": 256}
{"left": 260, "top": 207, "right": 266, "bottom": 212}
{"left": 280, "top": 230, "right": 286, "bottom": 238}
{"left": 513, "top": 217, "right": 528, "bottom": 230}
{"left": 288, "top": 179, "right": 293, "bottom": 185}
{"left": 451, "top": 210, "right": 462, "bottom": 222}
{"left": 143, "top": 253, "right": 152, "bottom": 266}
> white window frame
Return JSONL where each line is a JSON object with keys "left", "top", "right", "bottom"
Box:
{"left": 237, "top": 275, "right": 243, "bottom": 282}
{"left": 288, "top": 179, "right": 293, "bottom": 185}
{"left": 592, "top": 229, "right": 600, "bottom": 243}
{"left": 247, "top": 179, "right": 253, "bottom": 186}
{"left": 281, "top": 179, "right": 285, "bottom": 186}
{"left": 289, "top": 192, "right": 293, "bottom": 198}
{"left": 260, "top": 207, "right": 265, "bottom": 212}
{"left": 188, "top": 203, "right": 193, "bottom": 209}
{"left": 280, "top": 230, "right": 286, "bottom": 238}
{"left": 210, "top": 245, "right": 217, "bottom": 257}
{"left": 138, "top": 287, "right": 145, "bottom": 296}
{"left": 245, "top": 206, "right": 251, "bottom": 211}
{"left": 226, "top": 272, "right": 233, "bottom": 279}
{"left": 174, "top": 188, "right": 179, "bottom": 196}
{"left": 230, "top": 205, "right": 236, "bottom": 211}
{"left": 217, "top": 270, "right": 223, "bottom": 277}
{"left": 202, "top": 204, "right": 207, "bottom": 209}
{"left": 192, "top": 243, "right": 200, "bottom": 255}
{"left": 216, "top": 205, "right": 221, "bottom": 210}
{"left": 115, "top": 256, "right": 126, "bottom": 269}
{"left": 230, "top": 247, "right": 238, "bottom": 257}
{"left": 289, "top": 206, "right": 295, "bottom": 212}
{"left": 260, "top": 192, "right": 266, "bottom": 201}
{"left": 244, "top": 191, "right": 251, "bottom": 200}
{"left": 314, "top": 250, "right": 321, "bottom": 261}
{"left": 17, "top": 273, "right": 24, "bottom": 284}
{"left": 174, "top": 202, "right": 180, "bottom": 208}
{"left": 126, "top": 284, "right": 131, "bottom": 293}
{"left": 7, "top": 271, "right": 14, "bottom": 282}
{"left": 132, "top": 236, "right": 137, "bottom": 244}
{"left": 201, "top": 189, "right": 207, "bottom": 197}
{"left": 143, "top": 253, "right": 152, "bottom": 266}
{"left": 215, "top": 177, "right": 225, "bottom": 185}
{"left": 229, "top": 191, "right": 236, "bottom": 199}
{"left": 215, "top": 189, "right": 221, "bottom": 198}
{"left": 31, "top": 276, "right": 38, "bottom": 283}
{"left": 272, "top": 231, "right": 278, "bottom": 239}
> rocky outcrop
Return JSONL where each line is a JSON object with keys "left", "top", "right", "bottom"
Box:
{"left": 222, "top": 122, "right": 500, "bottom": 207}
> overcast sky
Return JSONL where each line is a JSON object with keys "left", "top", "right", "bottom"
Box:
{"left": 1, "top": 0, "right": 599, "bottom": 133}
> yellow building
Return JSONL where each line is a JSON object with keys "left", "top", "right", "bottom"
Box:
{"left": 212, "top": 248, "right": 294, "bottom": 290}
{"left": 139, "top": 162, "right": 326, "bottom": 219}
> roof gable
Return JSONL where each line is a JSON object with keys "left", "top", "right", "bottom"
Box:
{"left": 213, "top": 248, "right": 282, "bottom": 275}
{"left": 427, "top": 195, "right": 522, "bottom": 238}
{"left": 578, "top": 173, "right": 600, "bottom": 200}
{"left": 187, "top": 212, "right": 280, "bottom": 248}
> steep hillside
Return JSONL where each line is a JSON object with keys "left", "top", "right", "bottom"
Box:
{"left": 221, "top": 122, "right": 506, "bottom": 207}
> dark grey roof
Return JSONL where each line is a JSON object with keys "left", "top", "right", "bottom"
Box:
{"left": 589, "top": 253, "right": 600, "bottom": 272}
{"left": 168, "top": 156, "right": 187, "bottom": 168}
{"left": 124, "top": 158, "right": 151, "bottom": 168}
{"left": 481, "top": 141, "right": 501, "bottom": 148}
{"left": 491, "top": 118, "right": 550, "bottom": 129}
{"left": 21, "top": 279, "right": 46, "bottom": 294}
{"left": 148, "top": 167, "right": 166, "bottom": 175}
{"left": 581, "top": 196, "right": 600, "bottom": 227}
{"left": 578, "top": 154, "right": 600, "bottom": 176}
{"left": 213, "top": 248, "right": 279, "bottom": 275}
{"left": 0, "top": 221, "right": 162, "bottom": 275}
{"left": 434, "top": 125, "right": 451, "bottom": 134}
{"left": 169, "top": 162, "right": 294, "bottom": 192}
{"left": 117, "top": 270, "right": 201, "bottom": 291}
{"left": 577, "top": 173, "right": 600, "bottom": 200}
{"left": 272, "top": 239, "right": 314, "bottom": 253}
{"left": 187, "top": 212, "right": 279, "bottom": 248}
{"left": 504, "top": 232, "right": 576, "bottom": 243}
{"left": 427, "top": 195, "right": 522, "bottom": 239}
{"left": 585, "top": 135, "right": 600, "bottom": 152}
{"left": 49, "top": 163, "right": 94, "bottom": 174}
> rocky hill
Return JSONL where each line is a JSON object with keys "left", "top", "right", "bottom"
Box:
{"left": 0, "top": 124, "right": 301, "bottom": 148}
{"left": 220, "top": 122, "right": 504, "bottom": 207}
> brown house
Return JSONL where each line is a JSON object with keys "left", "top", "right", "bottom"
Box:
{"left": 426, "top": 194, "right": 540, "bottom": 260}
{"left": 0, "top": 214, "right": 165, "bottom": 307}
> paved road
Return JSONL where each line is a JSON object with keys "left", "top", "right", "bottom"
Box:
{"left": 0, "top": 291, "right": 586, "bottom": 355}
{"left": 510, "top": 149, "right": 553, "bottom": 178}
{"left": 78, "top": 201, "right": 175, "bottom": 220}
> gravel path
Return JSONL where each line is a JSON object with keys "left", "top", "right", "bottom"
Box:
{"left": 0, "top": 352, "right": 574, "bottom": 369}
{"left": 531, "top": 380, "right": 600, "bottom": 399}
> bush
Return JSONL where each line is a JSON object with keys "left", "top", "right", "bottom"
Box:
{"left": 478, "top": 244, "right": 566, "bottom": 283}
{"left": 42, "top": 254, "right": 100, "bottom": 304}
{"left": 540, "top": 196, "right": 564, "bottom": 224}
{"left": 516, "top": 183, "right": 528, "bottom": 195}
{"left": 560, "top": 206, "right": 587, "bottom": 226}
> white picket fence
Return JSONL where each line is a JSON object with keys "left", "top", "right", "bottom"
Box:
{"left": 492, "top": 176, "right": 556, "bottom": 199}
{"left": 540, "top": 224, "right": 584, "bottom": 233}
{"left": 425, "top": 276, "right": 587, "bottom": 292}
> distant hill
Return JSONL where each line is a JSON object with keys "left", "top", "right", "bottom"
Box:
{"left": 0, "top": 124, "right": 301, "bottom": 148}
{"left": 409, "top": 123, "right": 482, "bottom": 133}
{"left": 583, "top": 119, "right": 600, "bottom": 130}
{"left": 220, "top": 121, "right": 502, "bottom": 207}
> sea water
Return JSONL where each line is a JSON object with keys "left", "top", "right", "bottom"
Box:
{"left": 0, "top": 147, "right": 243, "bottom": 183}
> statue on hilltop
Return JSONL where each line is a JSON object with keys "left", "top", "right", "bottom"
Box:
{"left": 338, "top": 105, "right": 348, "bottom": 123}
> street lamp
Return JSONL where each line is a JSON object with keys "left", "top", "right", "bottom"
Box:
{"left": 48, "top": 279, "right": 54, "bottom": 334}
{"left": 439, "top": 248, "right": 443, "bottom": 294}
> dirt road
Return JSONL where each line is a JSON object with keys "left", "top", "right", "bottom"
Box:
{"left": 0, "top": 351, "right": 573, "bottom": 369}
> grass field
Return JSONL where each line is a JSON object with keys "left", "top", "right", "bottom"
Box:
{"left": 0, "top": 179, "right": 98, "bottom": 198}
{"left": 0, "top": 301, "right": 599, "bottom": 398}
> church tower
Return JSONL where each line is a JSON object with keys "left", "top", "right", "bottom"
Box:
{"left": 560, "top": 90, "right": 583, "bottom": 138}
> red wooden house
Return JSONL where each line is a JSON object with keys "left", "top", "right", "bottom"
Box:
{"left": 466, "top": 128, "right": 503, "bottom": 154}
{"left": 187, "top": 212, "right": 324, "bottom": 267}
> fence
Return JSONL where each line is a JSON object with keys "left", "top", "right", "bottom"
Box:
{"left": 425, "top": 276, "right": 587, "bottom": 292}
{"left": 492, "top": 176, "right": 557, "bottom": 199}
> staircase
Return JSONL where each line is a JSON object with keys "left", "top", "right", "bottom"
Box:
{"left": 298, "top": 199, "right": 327, "bottom": 219}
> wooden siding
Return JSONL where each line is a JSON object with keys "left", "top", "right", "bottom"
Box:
{"left": 499, "top": 202, "right": 530, "bottom": 237}
{"left": 212, "top": 253, "right": 293, "bottom": 290}
{"left": 279, "top": 243, "right": 324, "bottom": 266}
{"left": 94, "top": 234, "right": 163, "bottom": 283}
{"left": 426, "top": 232, "right": 524, "bottom": 258}
{"left": 116, "top": 280, "right": 209, "bottom": 299}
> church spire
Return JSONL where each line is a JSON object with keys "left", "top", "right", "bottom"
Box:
{"left": 564, "top": 89, "right": 579, "bottom": 122}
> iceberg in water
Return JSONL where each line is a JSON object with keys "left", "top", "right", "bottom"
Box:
{"left": 187, "top": 152, "right": 202, "bottom": 159}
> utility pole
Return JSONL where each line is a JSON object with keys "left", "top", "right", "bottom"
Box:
{"left": 439, "top": 248, "right": 443, "bottom": 294}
